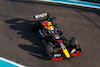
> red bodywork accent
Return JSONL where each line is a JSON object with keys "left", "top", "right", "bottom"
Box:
{"left": 52, "top": 57, "right": 63, "bottom": 61}
{"left": 57, "top": 40, "right": 63, "bottom": 43}
{"left": 72, "top": 51, "right": 82, "bottom": 57}
{"left": 43, "top": 20, "right": 49, "bottom": 25}
{"left": 53, "top": 34, "right": 58, "bottom": 36}
{"left": 55, "top": 27, "right": 61, "bottom": 32}
{"left": 43, "top": 27, "right": 47, "bottom": 35}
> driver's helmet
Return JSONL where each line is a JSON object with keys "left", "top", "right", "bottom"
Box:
{"left": 49, "top": 27, "right": 58, "bottom": 34}
{"left": 49, "top": 28, "right": 54, "bottom": 34}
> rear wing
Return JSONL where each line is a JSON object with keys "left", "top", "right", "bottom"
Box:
{"left": 34, "top": 13, "right": 50, "bottom": 19}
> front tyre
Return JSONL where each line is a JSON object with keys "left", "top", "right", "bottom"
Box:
{"left": 45, "top": 42, "right": 53, "bottom": 54}
{"left": 69, "top": 37, "right": 78, "bottom": 48}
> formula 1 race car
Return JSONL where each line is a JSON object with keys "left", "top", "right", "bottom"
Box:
{"left": 30, "top": 13, "right": 82, "bottom": 61}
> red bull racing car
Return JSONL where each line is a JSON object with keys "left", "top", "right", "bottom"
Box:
{"left": 30, "top": 13, "right": 82, "bottom": 61}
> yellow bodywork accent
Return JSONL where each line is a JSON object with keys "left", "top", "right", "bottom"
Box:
{"left": 46, "top": 26, "right": 53, "bottom": 30}
{"left": 62, "top": 48, "right": 70, "bottom": 58}
{"left": 43, "top": 13, "right": 45, "bottom": 17}
{"left": 42, "top": 21, "right": 54, "bottom": 30}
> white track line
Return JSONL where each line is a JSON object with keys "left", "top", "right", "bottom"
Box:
{"left": 38, "top": 0, "right": 100, "bottom": 9}
{"left": 0, "top": 57, "right": 26, "bottom": 67}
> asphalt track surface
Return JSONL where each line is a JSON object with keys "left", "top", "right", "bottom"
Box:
{"left": 0, "top": 0, "right": 100, "bottom": 67}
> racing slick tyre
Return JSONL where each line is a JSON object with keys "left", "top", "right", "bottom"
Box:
{"left": 70, "top": 37, "right": 78, "bottom": 48}
{"left": 30, "top": 22, "right": 42, "bottom": 32}
{"left": 45, "top": 42, "right": 53, "bottom": 54}
{"left": 50, "top": 17, "right": 57, "bottom": 27}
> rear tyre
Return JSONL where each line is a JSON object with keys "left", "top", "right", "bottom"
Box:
{"left": 50, "top": 17, "right": 57, "bottom": 27}
{"left": 30, "top": 22, "right": 42, "bottom": 32}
